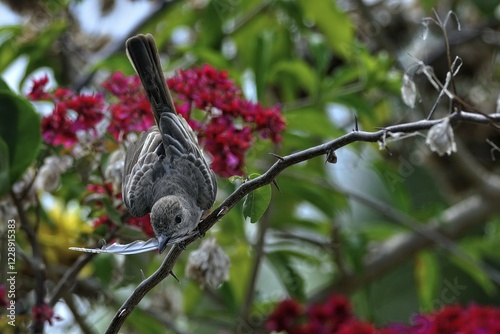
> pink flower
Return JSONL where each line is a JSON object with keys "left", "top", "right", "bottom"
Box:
{"left": 27, "top": 65, "right": 285, "bottom": 176}
{"left": 127, "top": 214, "right": 154, "bottom": 237}
{"left": 266, "top": 299, "right": 304, "bottom": 334}
{"left": 27, "top": 75, "right": 50, "bottom": 100}
{"left": 167, "top": 64, "right": 285, "bottom": 176}
{"left": 32, "top": 303, "right": 62, "bottom": 326}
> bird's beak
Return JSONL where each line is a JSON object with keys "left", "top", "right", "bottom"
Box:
{"left": 157, "top": 235, "right": 170, "bottom": 254}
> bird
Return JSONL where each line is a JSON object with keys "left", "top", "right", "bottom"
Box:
{"left": 122, "top": 34, "right": 217, "bottom": 254}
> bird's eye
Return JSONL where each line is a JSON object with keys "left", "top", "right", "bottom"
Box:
{"left": 175, "top": 215, "right": 182, "bottom": 224}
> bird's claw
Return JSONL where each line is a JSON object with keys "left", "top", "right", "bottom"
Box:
{"left": 196, "top": 226, "right": 206, "bottom": 239}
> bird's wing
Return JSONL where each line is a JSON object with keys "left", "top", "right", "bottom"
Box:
{"left": 122, "top": 127, "right": 164, "bottom": 217}
{"left": 126, "top": 33, "right": 217, "bottom": 211}
{"left": 160, "top": 112, "right": 217, "bottom": 210}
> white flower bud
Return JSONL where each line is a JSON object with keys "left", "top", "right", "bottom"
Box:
{"left": 185, "top": 237, "right": 230, "bottom": 289}
{"left": 150, "top": 285, "right": 183, "bottom": 319}
{"left": 425, "top": 117, "right": 457, "bottom": 156}
{"left": 401, "top": 74, "right": 417, "bottom": 108}
{"left": 35, "top": 156, "right": 73, "bottom": 192}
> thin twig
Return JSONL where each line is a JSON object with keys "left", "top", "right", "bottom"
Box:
{"left": 10, "top": 190, "right": 46, "bottom": 333}
{"left": 486, "top": 139, "right": 500, "bottom": 161}
{"left": 239, "top": 204, "right": 273, "bottom": 325}
{"left": 63, "top": 294, "right": 97, "bottom": 334}
{"left": 48, "top": 226, "right": 117, "bottom": 306}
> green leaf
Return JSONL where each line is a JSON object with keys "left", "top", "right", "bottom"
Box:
{"left": 299, "top": 0, "right": 354, "bottom": 59}
{"left": 270, "top": 60, "right": 318, "bottom": 96}
{"left": 267, "top": 251, "right": 305, "bottom": 300}
{"left": 451, "top": 239, "right": 497, "bottom": 295}
{"left": 0, "top": 77, "right": 11, "bottom": 91}
{"left": 92, "top": 254, "right": 114, "bottom": 286}
{"left": 188, "top": 46, "right": 231, "bottom": 70}
{"left": 103, "top": 198, "right": 123, "bottom": 225}
{"left": 0, "top": 90, "right": 41, "bottom": 196}
{"left": 286, "top": 108, "right": 343, "bottom": 139}
{"left": 0, "top": 138, "right": 9, "bottom": 195}
{"left": 0, "top": 26, "right": 23, "bottom": 73}
{"left": 254, "top": 31, "right": 273, "bottom": 101}
{"left": 242, "top": 174, "right": 272, "bottom": 224}
{"left": 415, "top": 251, "right": 440, "bottom": 311}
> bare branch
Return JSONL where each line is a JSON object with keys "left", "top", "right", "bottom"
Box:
{"left": 486, "top": 139, "right": 500, "bottom": 161}
{"left": 105, "top": 110, "right": 500, "bottom": 333}
{"left": 239, "top": 204, "right": 273, "bottom": 325}
{"left": 10, "top": 190, "right": 46, "bottom": 333}
{"left": 48, "top": 226, "right": 117, "bottom": 307}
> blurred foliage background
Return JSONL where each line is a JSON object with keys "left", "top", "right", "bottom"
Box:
{"left": 1, "top": 0, "right": 500, "bottom": 333}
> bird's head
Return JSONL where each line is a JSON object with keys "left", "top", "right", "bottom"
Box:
{"left": 150, "top": 195, "right": 200, "bottom": 253}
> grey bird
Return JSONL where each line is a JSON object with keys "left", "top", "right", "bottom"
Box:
{"left": 122, "top": 34, "right": 217, "bottom": 254}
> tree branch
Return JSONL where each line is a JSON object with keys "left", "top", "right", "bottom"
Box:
{"left": 311, "top": 191, "right": 500, "bottom": 302}
{"left": 63, "top": 293, "right": 97, "bottom": 334}
{"left": 10, "top": 190, "right": 46, "bottom": 333}
{"left": 48, "top": 226, "right": 117, "bottom": 307}
{"left": 105, "top": 110, "right": 500, "bottom": 333}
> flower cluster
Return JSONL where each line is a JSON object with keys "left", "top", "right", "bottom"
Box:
{"left": 266, "top": 295, "right": 365, "bottom": 334}
{"left": 409, "top": 304, "right": 500, "bottom": 334}
{"left": 168, "top": 64, "right": 285, "bottom": 176}
{"left": 266, "top": 296, "right": 500, "bottom": 334}
{"left": 27, "top": 65, "right": 285, "bottom": 240}
{"left": 28, "top": 65, "right": 285, "bottom": 177}
{"left": 29, "top": 76, "right": 106, "bottom": 148}
{"left": 101, "top": 72, "right": 155, "bottom": 140}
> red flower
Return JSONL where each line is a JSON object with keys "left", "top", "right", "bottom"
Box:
{"left": 167, "top": 64, "right": 285, "bottom": 176}
{"left": 92, "top": 215, "right": 114, "bottom": 229}
{"left": 305, "top": 295, "right": 352, "bottom": 333}
{"left": 266, "top": 299, "right": 304, "bottom": 334}
{"left": 87, "top": 182, "right": 114, "bottom": 195}
{"left": 66, "top": 94, "right": 105, "bottom": 131}
{"left": 41, "top": 104, "right": 78, "bottom": 147}
{"left": 428, "top": 305, "right": 463, "bottom": 334}
{"left": 32, "top": 303, "right": 62, "bottom": 326}
{"left": 27, "top": 75, "right": 51, "bottom": 100}
{"left": 31, "top": 80, "right": 106, "bottom": 148}
{"left": 338, "top": 320, "right": 376, "bottom": 334}
{"left": 102, "top": 72, "right": 155, "bottom": 140}
{"left": 27, "top": 65, "right": 285, "bottom": 176}
{"left": 127, "top": 214, "right": 154, "bottom": 237}
{"left": 0, "top": 285, "right": 8, "bottom": 307}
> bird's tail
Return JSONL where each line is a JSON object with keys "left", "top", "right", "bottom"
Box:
{"left": 125, "top": 34, "right": 176, "bottom": 125}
